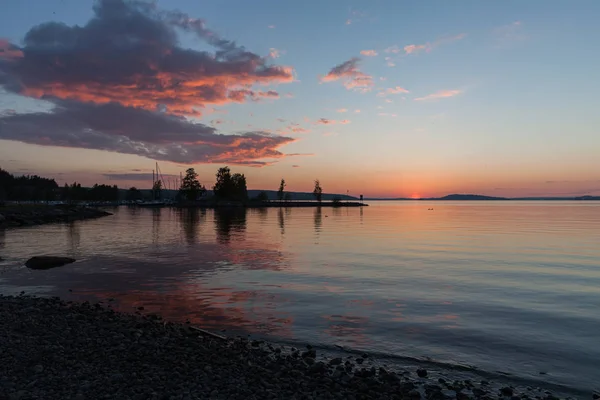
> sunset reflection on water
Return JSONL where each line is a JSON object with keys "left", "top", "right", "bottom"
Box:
{"left": 1, "top": 201, "right": 600, "bottom": 391}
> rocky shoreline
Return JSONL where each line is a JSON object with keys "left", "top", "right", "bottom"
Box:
{"left": 0, "top": 205, "right": 111, "bottom": 229}
{"left": 0, "top": 295, "right": 580, "bottom": 400}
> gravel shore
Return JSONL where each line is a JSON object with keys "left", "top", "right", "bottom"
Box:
{"left": 0, "top": 206, "right": 111, "bottom": 229}
{"left": 0, "top": 296, "right": 576, "bottom": 400}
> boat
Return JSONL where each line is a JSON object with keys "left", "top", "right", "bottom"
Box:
{"left": 136, "top": 200, "right": 165, "bottom": 208}
{"left": 137, "top": 162, "right": 167, "bottom": 208}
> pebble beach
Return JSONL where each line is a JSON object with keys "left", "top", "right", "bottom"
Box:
{"left": 0, "top": 295, "right": 581, "bottom": 400}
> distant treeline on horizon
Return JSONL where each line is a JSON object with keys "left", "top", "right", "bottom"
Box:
{"left": 0, "top": 167, "right": 357, "bottom": 203}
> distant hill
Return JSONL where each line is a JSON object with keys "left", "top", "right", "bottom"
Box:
{"left": 364, "top": 194, "right": 506, "bottom": 201}
{"left": 365, "top": 194, "right": 600, "bottom": 201}
{"left": 429, "top": 194, "right": 508, "bottom": 201}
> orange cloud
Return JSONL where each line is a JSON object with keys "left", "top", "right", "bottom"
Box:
{"left": 0, "top": 1, "right": 297, "bottom": 166}
{"left": 336, "top": 108, "right": 348, "bottom": 113}
{"left": 360, "top": 50, "right": 378, "bottom": 57}
{"left": 415, "top": 89, "right": 462, "bottom": 101}
{"left": 354, "top": 109, "right": 361, "bottom": 113}
{"left": 1, "top": 3, "right": 294, "bottom": 118}
{"left": 320, "top": 57, "right": 373, "bottom": 92}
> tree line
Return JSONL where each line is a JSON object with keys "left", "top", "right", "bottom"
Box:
{"left": 178, "top": 167, "right": 328, "bottom": 203}
{"left": 1, "top": 165, "right": 332, "bottom": 204}
{"left": 0, "top": 168, "right": 59, "bottom": 202}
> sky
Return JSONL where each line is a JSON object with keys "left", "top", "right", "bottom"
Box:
{"left": 1, "top": 0, "right": 599, "bottom": 198}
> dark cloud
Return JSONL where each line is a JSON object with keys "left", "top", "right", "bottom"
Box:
{"left": 103, "top": 172, "right": 177, "bottom": 181}
{"left": 0, "top": 0, "right": 293, "bottom": 115}
{"left": 0, "top": 100, "right": 295, "bottom": 166}
{"left": 320, "top": 57, "right": 373, "bottom": 92}
{"left": 0, "top": 0, "right": 297, "bottom": 165}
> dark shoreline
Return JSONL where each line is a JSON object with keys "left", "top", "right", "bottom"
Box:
{"left": 175, "top": 201, "right": 367, "bottom": 209}
{"left": 0, "top": 205, "right": 112, "bottom": 229}
{"left": 0, "top": 295, "right": 581, "bottom": 400}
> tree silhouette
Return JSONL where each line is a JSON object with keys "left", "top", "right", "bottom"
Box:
{"left": 313, "top": 179, "right": 323, "bottom": 203}
{"left": 231, "top": 173, "right": 248, "bottom": 201}
{"left": 179, "top": 168, "right": 206, "bottom": 201}
{"left": 277, "top": 179, "right": 286, "bottom": 201}
{"left": 213, "top": 167, "right": 247, "bottom": 201}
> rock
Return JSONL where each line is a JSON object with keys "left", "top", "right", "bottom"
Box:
{"left": 329, "top": 357, "right": 343, "bottom": 366}
{"left": 25, "top": 256, "right": 76, "bottom": 270}
{"left": 593, "top": 393, "right": 600, "bottom": 400}
{"left": 0, "top": 213, "right": 5, "bottom": 222}
{"left": 500, "top": 387, "right": 514, "bottom": 397}
{"left": 416, "top": 368, "right": 428, "bottom": 378}
{"left": 302, "top": 349, "right": 316, "bottom": 359}
{"left": 32, "top": 364, "right": 44, "bottom": 374}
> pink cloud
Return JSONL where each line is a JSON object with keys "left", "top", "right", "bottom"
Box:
{"left": 404, "top": 44, "right": 428, "bottom": 54}
{"left": 414, "top": 89, "right": 462, "bottom": 101}
{"left": 378, "top": 112, "right": 397, "bottom": 117}
{"left": 387, "top": 86, "right": 410, "bottom": 94}
{"left": 360, "top": 50, "right": 378, "bottom": 57}
{"left": 288, "top": 123, "right": 310, "bottom": 133}
{"left": 336, "top": 108, "right": 348, "bottom": 113}
{"left": 0, "top": 39, "right": 23, "bottom": 60}
{"left": 354, "top": 109, "right": 361, "bottom": 113}
{"left": 316, "top": 118, "right": 350, "bottom": 125}
{"left": 403, "top": 33, "right": 466, "bottom": 55}
{"left": 268, "top": 25, "right": 276, "bottom": 29}
{"left": 316, "top": 118, "right": 335, "bottom": 125}
{"left": 320, "top": 57, "right": 374, "bottom": 92}
{"left": 268, "top": 48, "right": 281, "bottom": 59}
{"left": 292, "top": 165, "right": 300, "bottom": 168}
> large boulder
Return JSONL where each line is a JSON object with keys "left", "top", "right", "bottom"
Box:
{"left": 25, "top": 256, "right": 76, "bottom": 270}
{"left": 0, "top": 213, "right": 5, "bottom": 222}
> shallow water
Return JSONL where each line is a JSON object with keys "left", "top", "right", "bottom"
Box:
{"left": 1, "top": 201, "right": 599, "bottom": 394}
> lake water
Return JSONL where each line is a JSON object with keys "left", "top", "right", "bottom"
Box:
{"left": 1, "top": 201, "right": 599, "bottom": 395}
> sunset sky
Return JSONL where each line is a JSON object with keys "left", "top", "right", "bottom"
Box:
{"left": 1, "top": 0, "right": 599, "bottom": 198}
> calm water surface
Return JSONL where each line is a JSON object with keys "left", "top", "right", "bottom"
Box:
{"left": 1, "top": 201, "right": 599, "bottom": 394}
